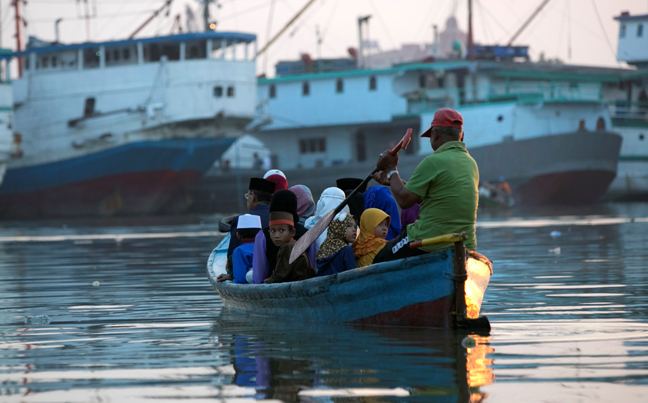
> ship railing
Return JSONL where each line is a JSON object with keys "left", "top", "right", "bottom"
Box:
{"left": 608, "top": 101, "right": 648, "bottom": 121}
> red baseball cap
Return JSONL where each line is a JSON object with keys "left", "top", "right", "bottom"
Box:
{"left": 421, "top": 108, "right": 463, "bottom": 137}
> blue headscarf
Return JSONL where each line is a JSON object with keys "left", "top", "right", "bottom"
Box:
{"left": 363, "top": 186, "right": 401, "bottom": 240}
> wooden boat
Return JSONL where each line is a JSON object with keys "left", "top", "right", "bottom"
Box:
{"left": 206, "top": 233, "right": 491, "bottom": 329}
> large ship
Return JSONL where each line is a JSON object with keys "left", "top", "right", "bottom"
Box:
{"left": 243, "top": 57, "right": 622, "bottom": 207}
{"left": 606, "top": 11, "right": 648, "bottom": 200}
{"left": 0, "top": 31, "right": 257, "bottom": 217}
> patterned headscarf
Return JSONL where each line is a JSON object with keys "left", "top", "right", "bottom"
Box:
{"left": 304, "top": 187, "right": 350, "bottom": 249}
{"left": 353, "top": 208, "right": 390, "bottom": 267}
{"left": 317, "top": 214, "right": 355, "bottom": 260}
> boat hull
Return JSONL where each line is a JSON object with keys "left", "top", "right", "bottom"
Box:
{"left": 468, "top": 131, "right": 622, "bottom": 205}
{"left": 0, "top": 137, "right": 236, "bottom": 218}
{"left": 207, "top": 235, "right": 469, "bottom": 327}
{"left": 606, "top": 158, "right": 648, "bottom": 200}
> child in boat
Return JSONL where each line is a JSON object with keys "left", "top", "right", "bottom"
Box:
{"left": 252, "top": 190, "right": 316, "bottom": 283}
{"left": 263, "top": 211, "right": 315, "bottom": 283}
{"left": 363, "top": 185, "right": 401, "bottom": 240}
{"left": 353, "top": 208, "right": 390, "bottom": 267}
{"left": 231, "top": 214, "right": 262, "bottom": 284}
{"left": 316, "top": 213, "right": 357, "bottom": 276}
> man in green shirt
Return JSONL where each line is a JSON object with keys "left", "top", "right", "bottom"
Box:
{"left": 373, "top": 108, "right": 479, "bottom": 262}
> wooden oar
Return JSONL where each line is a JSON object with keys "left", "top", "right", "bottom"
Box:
{"left": 289, "top": 128, "right": 413, "bottom": 264}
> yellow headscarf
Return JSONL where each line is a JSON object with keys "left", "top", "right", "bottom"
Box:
{"left": 353, "top": 208, "right": 389, "bottom": 267}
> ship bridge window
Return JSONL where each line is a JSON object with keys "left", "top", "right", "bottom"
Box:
{"left": 214, "top": 86, "right": 223, "bottom": 97}
{"left": 620, "top": 24, "right": 626, "bottom": 38}
{"left": 269, "top": 84, "right": 276, "bottom": 98}
{"left": 302, "top": 81, "right": 310, "bottom": 96}
{"left": 83, "top": 47, "right": 100, "bottom": 69}
{"left": 34, "top": 50, "right": 79, "bottom": 71}
{"left": 638, "top": 24, "right": 644, "bottom": 37}
{"left": 144, "top": 43, "right": 180, "bottom": 62}
{"left": 336, "top": 78, "right": 344, "bottom": 93}
{"left": 227, "top": 86, "right": 235, "bottom": 97}
{"left": 186, "top": 40, "right": 207, "bottom": 59}
{"left": 211, "top": 40, "right": 229, "bottom": 59}
{"left": 106, "top": 46, "right": 137, "bottom": 66}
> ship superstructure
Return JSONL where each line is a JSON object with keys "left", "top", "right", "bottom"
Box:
{"left": 253, "top": 58, "right": 622, "bottom": 205}
{"left": 0, "top": 31, "right": 257, "bottom": 217}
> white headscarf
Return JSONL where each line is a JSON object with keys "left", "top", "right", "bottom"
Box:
{"left": 304, "top": 187, "right": 350, "bottom": 249}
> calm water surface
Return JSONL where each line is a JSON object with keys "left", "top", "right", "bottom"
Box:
{"left": 0, "top": 204, "right": 647, "bottom": 402}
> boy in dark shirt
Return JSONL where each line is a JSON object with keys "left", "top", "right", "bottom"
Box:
{"left": 264, "top": 211, "right": 315, "bottom": 284}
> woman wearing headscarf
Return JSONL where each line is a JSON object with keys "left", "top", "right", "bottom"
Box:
{"left": 289, "top": 184, "right": 316, "bottom": 225}
{"left": 353, "top": 208, "right": 390, "bottom": 267}
{"left": 304, "top": 187, "right": 350, "bottom": 250}
{"left": 363, "top": 185, "right": 401, "bottom": 241}
{"left": 316, "top": 213, "right": 357, "bottom": 276}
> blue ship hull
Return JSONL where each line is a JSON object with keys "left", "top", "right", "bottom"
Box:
{"left": 0, "top": 137, "right": 235, "bottom": 217}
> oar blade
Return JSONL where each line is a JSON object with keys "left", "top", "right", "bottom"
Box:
{"left": 289, "top": 209, "right": 336, "bottom": 264}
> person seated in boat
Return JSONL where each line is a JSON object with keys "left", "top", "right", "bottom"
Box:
{"left": 363, "top": 185, "right": 401, "bottom": 241}
{"left": 218, "top": 177, "right": 276, "bottom": 283}
{"left": 263, "top": 211, "right": 315, "bottom": 283}
{"left": 400, "top": 202, "right": 420, "bottom": 227}
{"left": 263, "top": 169, "right": 289, "bottom": 192}
{"left": 353, "top": 208, "right": 390, "bottom": 267}
{"left": 231, "top": 214, "right": 262, "bottom": 284}
{"left": 252, "top": 190, "right": 316, "bottom": 283}
{"left": 336, "top": 177, "right": 367, "bottom": 222}
{"left": 288, "top": 184, "right": 316, "bottom": 226}
{"left": 316, "top": 213, "right": 357, "bottom": 276}
{"left": 372, "top": 108, "right": 479, "bottom": 262}
{"left": 304, "top": 187, "right": 350, "bottom": 250}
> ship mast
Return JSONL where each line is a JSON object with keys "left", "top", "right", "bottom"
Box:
{"left": 467, "top": 0, "right": 473, "bottom": 58}
{"left": 13, "top": 0, "right": 23, "bottom": 77}
{"left": 257, "top": 0, "right": 318, "bottom": 57}
{"left": 129, "top": 0, "right": 173, "bottom": 39}
{"left": 507, "top": 0, "right": 551, "bottom": 46}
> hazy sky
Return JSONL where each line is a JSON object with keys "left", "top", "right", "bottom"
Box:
{"left": 3, "top": 0, "right": 648, "bottom": 75}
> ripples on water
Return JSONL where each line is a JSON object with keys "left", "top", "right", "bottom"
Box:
{"left": 0, "top": 204, "right": 647, "bottom": 402}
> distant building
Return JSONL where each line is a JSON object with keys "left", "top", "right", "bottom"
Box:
{"left": 438, "top": 16, "right": 467, "bottom": 58}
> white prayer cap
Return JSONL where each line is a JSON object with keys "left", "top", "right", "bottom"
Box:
{"left": 263, "top": 169, "right": 286, "bottom": 180}
{"left": 237, "top": 214, "right": 262, "bottom": 229}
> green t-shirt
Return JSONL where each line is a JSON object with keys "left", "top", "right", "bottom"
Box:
{"left": 405, "top": 141, "right": 479, "bottom": 250}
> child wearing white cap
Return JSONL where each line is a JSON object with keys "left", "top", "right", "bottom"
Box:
{"left": 232, "top": 214, "right": 262, "bottom": 284}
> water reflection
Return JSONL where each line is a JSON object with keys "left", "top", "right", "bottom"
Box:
{"left": 0, "top": 204, "right": 647, "bottom": 401}
{"left": 213, "top": 317, "right": 494, "bottom": 401}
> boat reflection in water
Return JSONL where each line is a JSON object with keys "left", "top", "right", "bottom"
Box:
{"left": 212, "top": 318, "right": 494, "bottom": 401}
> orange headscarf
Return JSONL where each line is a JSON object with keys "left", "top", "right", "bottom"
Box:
{"left": 353, "top": 208, "right": 390, "bottom": 267}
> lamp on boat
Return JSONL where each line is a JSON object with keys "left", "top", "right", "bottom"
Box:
{"left": 465, "top": 256, "right": 491, "bottom": 319}
{"left": 410, "top": 233, "right": 492, "bottom": 321}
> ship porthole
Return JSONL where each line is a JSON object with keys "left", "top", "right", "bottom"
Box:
{"left": 640, "top": 133, "right": 645, "bottom": 141}
{"left": 496, "top": 115, "right": 503, "bottom": 122}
